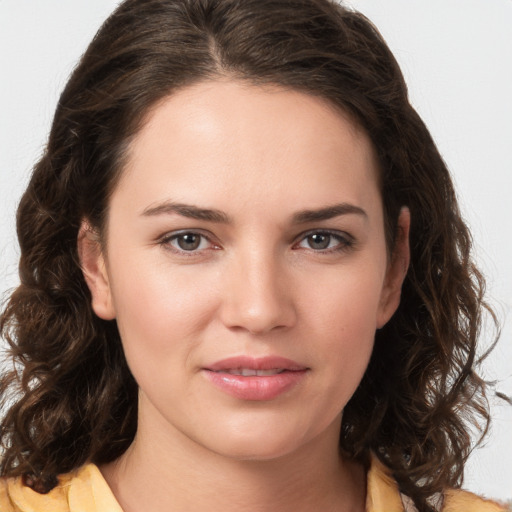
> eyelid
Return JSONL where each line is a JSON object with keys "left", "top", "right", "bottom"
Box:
{"left": 292, "top": 228, "right": 355, "bottom": 252}
{"left": 158, "top": 229, "right": 221, "bottom": 254}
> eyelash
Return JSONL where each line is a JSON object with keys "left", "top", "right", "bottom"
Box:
{"left": 158, "top": 229, "right": 354, "bottom": 255}
{"left": 293, "top": 229, "right": 354, "bottom": 254}
{"left": 158, "top": 230, "right": 220, "bottom": 256}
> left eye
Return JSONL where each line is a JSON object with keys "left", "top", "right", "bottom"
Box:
{"left": 296, "top": 232, "right": 349, "bottom": 251}
{"left": 166, "top": 232, "right": 211, "bottom": 252}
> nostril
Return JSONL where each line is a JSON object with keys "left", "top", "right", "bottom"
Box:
{"left": 220, "top": 292, "right": 296, "bottom": 334}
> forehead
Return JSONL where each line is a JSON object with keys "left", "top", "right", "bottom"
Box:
{"left": 115, "top": 79, "right": 381, "bottom": 218}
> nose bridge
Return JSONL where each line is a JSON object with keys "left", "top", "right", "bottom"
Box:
{"left": 220, "top": 243, "right": 296, "bottom": 334}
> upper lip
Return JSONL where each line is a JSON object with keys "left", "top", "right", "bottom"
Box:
{"left": 204, "top": 356, "right": 308, "bottom": 372}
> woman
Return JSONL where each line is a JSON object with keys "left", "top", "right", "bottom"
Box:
{"left": 0, "top": 0, "right": 507, "bottom": 511}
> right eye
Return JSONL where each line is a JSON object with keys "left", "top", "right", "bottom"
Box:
{"left": 160, "top": 231, "right": 216, "bottom": 254}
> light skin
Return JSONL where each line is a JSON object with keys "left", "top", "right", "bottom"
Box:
{"left": 79, "top": 80, "right": 410, "bottom": 512}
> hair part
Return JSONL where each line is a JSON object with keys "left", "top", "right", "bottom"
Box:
{"left": 0, "top": 1, "right": 496, "bottom": 510}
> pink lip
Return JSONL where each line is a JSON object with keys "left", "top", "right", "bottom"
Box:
{"left": 202, "top": 356, "right": 309, "bottom": 401}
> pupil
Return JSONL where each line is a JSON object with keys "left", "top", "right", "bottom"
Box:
{"left": 309, "top": 234, "right": 330, "bottom": 250}
{"left": 178, "top": 234, "right": 200, "bottom": 251}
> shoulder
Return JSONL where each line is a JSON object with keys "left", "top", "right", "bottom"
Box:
{"left": 367, "top": 454, "right": 509, "bottom": 512}
{"left": 0, "top": 464, "right": 122, "bottom": 512}
{"left": 443, "top": 488, "right": 509, "bottom": 512}
{"left": 0, "top": 472, "right": 71, "bottom": 512}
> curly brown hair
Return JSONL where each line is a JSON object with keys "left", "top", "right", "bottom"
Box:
{"left": 0, "top": 0, "right": 497, "bottom": 510}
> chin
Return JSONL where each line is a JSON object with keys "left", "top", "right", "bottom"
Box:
{"left": 215, "top": 441, "right": 302, "bottom": 463}
{"left": 196, "top": 424, "right": 308, "bottom": 463}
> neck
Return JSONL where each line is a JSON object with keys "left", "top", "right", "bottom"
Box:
{"left": 100, "top": 404, "right": 366, "bottom": 512}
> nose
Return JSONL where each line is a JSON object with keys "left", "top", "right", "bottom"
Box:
{"left": 219, "top": 250, "right": 297, "bottom": 335}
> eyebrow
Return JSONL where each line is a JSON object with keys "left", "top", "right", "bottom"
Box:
{"left": 141, "top": 201, "right": 367, "bottom": 224}
{"left": 292, "top": 203, "right": 367, "bottom": 223}
{"left": 142, "top": 202, "right": 231, "bottom": 223}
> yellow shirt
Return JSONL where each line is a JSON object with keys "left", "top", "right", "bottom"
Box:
{"left": 0, "top": 457, "right": 506, "bottom": 511}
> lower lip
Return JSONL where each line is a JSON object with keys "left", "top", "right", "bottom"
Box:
{"left": 203, "top": 370, "right": 308, "bottom": 401}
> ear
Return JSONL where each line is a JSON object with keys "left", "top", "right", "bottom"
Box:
{"left": 77, "top": 220, "right": 116, "bottom": 320}
{"left": 376, "top": 207, "right": 410, "bottom": 328}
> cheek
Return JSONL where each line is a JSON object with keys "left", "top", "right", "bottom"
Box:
{"left": 107, "top": 252, "right": 219, "bottom": 362}
{"left": 301, "top": 264, "right": 384, "bottom": 386}
{"left": 303, "top": 263, "right": 385, "bottom": 337}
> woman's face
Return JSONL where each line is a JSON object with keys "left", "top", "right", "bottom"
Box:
{"left": 81, "top": 80, "right": 408, "bottom": 461}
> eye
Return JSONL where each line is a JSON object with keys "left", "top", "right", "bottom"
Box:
{"left": 161, "top": 231, "right": 216, "bottom": 253}
{"left": 295, "top": 230, "right": 353, "bottom": 252}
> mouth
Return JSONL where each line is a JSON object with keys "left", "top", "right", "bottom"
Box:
{"left": 212, "top": 368, "right": 291, "bottom": 376}
{"left": 202, "top": 356, "right": 309, "bottom": 401}
{"left": 204, "top": 355, "right": 307, "bottom": 373}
